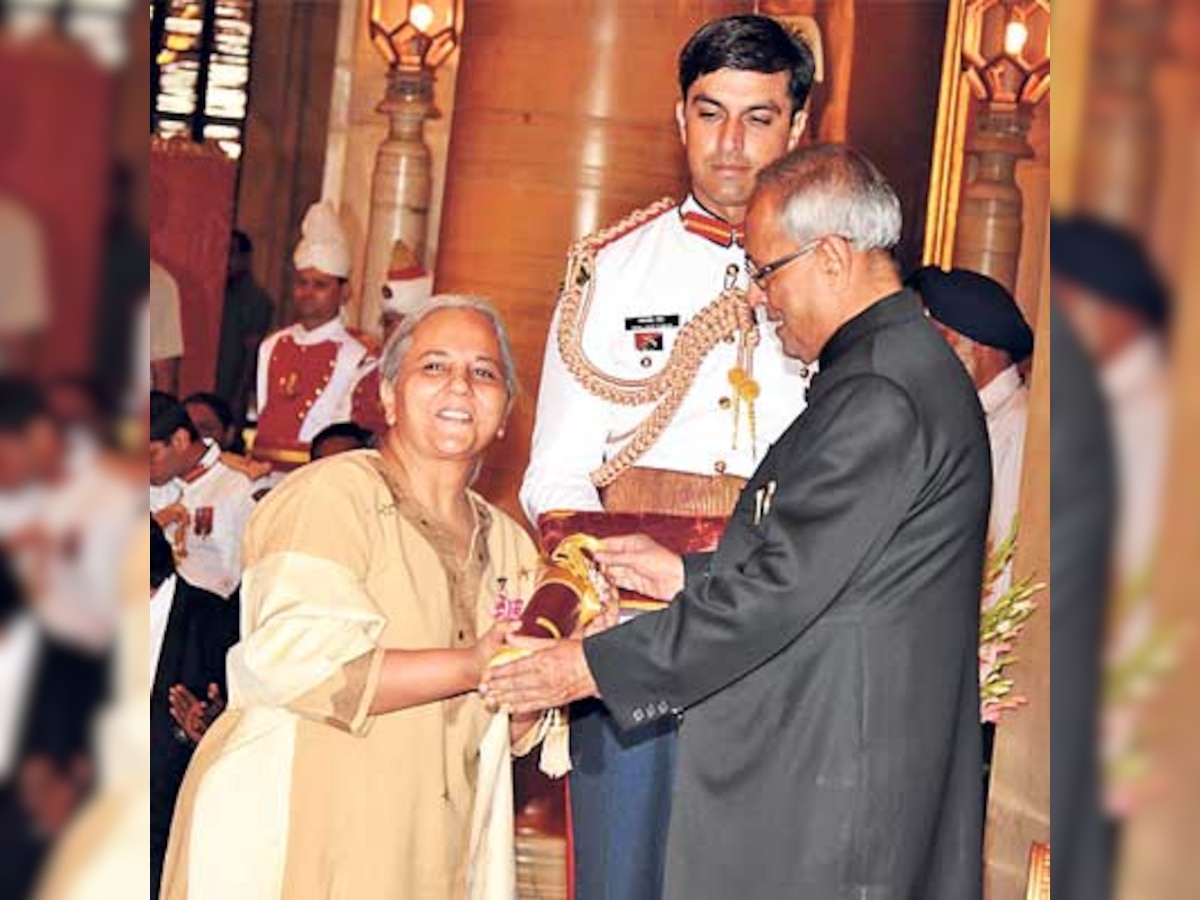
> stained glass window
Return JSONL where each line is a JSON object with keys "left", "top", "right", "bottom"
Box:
{"left": 151, "top": 0, "right": 256, "bottom": 159}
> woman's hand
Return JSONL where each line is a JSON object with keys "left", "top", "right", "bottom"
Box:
{"left": 471, "top": 620, "right": 518, "bottom": 679}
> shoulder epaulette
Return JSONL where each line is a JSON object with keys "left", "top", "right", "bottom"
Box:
{"left": 585, "top": 196, "right": 677, "bottom": 253}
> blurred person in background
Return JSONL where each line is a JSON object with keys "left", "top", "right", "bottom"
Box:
{"left": 160, "top": 297, "right": 543, "bottom": 900}
{"left": 148, "top": 392, "right": 257, "bottom": 600}
{"left": 0, "top": 378, "right": 53, "bottom": 541}
{"left": 92, "top": 163, "right": 149, "bottom": 405}
{"left": 0, "top": 377, "right": 141, "bottom": 653}
{"left": 310, "top": 421, "right": 374, "bottom": 461}
{"left": 1052, "top": 215, "right": 1171, "bottom": 886}
{"left": 214, "top": 229, "right": 274, "bottom": 424}
{"left": 148, "top": 519, "right": 237, "bottom": 898}
{"left": 0, "top": 545, "right": 107, "bottom": 899}
{"left": 907, "top": 265, "right": 1034, "bottom": 600}
{"left": 1051, "top": 215, "right": 1169, "bottom": 582}
{"left": 0, "top": 194, "right": 50, "bottom": 376}
{"left": 44, "top": 375, "right": 120, "bottom": 454}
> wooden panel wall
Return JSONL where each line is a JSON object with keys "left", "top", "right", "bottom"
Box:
{"left": 434, "top": 0, "right": 751, "bottom": 520}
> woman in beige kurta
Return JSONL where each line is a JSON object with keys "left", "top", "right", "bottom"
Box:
{"left": 161, "top": 298, "right": 541, "bottom": 900}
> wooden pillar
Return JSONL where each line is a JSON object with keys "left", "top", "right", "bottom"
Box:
{"left": 434, "top": 0, "right": 750, "bottom": 520}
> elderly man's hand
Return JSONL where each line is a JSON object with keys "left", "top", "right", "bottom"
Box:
{"left": 480, "top": 639, "right": 598, "bottom": 715}
{"left": 594, "top": 534, "right": 684, "bottom": 601}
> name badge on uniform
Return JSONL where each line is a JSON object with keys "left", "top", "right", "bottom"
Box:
{"left": 624, "top": 314, "right": 681, "bottom": 331}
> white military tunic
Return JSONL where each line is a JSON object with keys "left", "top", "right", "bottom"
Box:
{"left": 149, "top": 439, "right": 257, "bottom": 598}
{"left": 979, "top": 364, "right": 1029, "bottom": 602}
{"left": 521, "top": 196, "right": 811, "bottom": 520}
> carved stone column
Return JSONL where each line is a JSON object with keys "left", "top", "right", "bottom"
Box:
{"left": 360, "top": 68, "right": 436, "bottom": 335}
{"left": 952, "top": 102, "right": 1034, "bottom": 290}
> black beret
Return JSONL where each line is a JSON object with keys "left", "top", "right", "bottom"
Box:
{"left": 906, "top": 266, "right": 1034, "bottom": 361}
{"left": 1050, "top": 215, "right": 1168, "bottom": 326}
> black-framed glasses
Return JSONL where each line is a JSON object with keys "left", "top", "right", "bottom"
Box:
{"left": 744, "top": 236, "right": 833, "bottom": 290}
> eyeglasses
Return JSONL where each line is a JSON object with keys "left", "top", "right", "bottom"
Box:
{"left": 744, "top": 236, "right": 843, "bottom": 290}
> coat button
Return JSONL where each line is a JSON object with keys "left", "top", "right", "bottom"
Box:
{"left": 718, "top": 396, "right": 731, "bottom": 410}
{"left": 632, "top": 708, "right": 645, "bottom": 723}
{"left": 714, "top": 460, "right": 727, "bottom": 474}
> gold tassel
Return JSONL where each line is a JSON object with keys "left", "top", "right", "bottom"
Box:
{"left": 538, "top": 707, "right": 572, "bottom": 779}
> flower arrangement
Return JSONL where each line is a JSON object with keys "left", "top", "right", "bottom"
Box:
{"left": 978, "top": 518, "right": 1046, "bottom": 724}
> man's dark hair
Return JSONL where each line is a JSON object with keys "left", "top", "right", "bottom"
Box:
{"left": 311, "top": 421, "right": 374, "bottom": 458}
{"left": 231, "top": 229, "right": 253, "bottom": 255}
{"left": 150, "top": 519, "right": 176, "bottom": 589}
{"left": 149, "top": 391, "right": 200, "bottom": 443}
{"left": 679, "top": 14, "right": 816, "bottom": 112}
{"left": 183, "top": 392, "right": 234, "bottom": 431}
{"left": 0, "top": 377, "right": 49, "bottom": 436}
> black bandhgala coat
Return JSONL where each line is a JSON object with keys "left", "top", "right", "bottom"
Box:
{"left": 586, "top": 290, "right": 992, "bottom": 900}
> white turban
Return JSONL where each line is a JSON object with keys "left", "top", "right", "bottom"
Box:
{"left": 293, "top": 200, "right": 351, "bottom": 278}
{"left": 382, "top": 239, "right": 433, "bottom": 315}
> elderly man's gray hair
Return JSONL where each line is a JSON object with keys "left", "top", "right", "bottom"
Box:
{"left": 379, "top": 295, "right": 519, "bottom": 401}
{"left": 757, "top": 144, "right": 902, "bottom": 252}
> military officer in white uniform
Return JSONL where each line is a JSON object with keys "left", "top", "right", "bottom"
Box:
{"left": 519, "top": 16, "right": 816, "bottom": 900}
{"left": 149, "top": 392, "right": 257, "bottom": 599}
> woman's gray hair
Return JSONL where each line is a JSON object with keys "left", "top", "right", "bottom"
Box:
{"left": 756, "top": 144, "right": 902, "bottom": 252}
{"left": 379, "top": 294, "right": 519, "bottom": 401}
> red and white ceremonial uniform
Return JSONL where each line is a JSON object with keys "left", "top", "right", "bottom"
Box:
{"left": 253, "top": 318, "right": 372, "bottom": 469}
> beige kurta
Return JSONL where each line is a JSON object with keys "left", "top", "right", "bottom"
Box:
{"left": 160, "top": 450, "right": 541, "bottom": 900}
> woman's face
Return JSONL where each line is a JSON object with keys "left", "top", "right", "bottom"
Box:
{"left": 383, "top": 308, "right": 510, "bottom": 464}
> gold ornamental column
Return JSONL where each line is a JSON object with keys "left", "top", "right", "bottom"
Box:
{"left": 434, "top": 0, "right": 750, "bottom": 518}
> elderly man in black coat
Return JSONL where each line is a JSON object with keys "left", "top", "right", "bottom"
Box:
{"left": 484, "top": 144, "right": 992, "bottom": 900}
